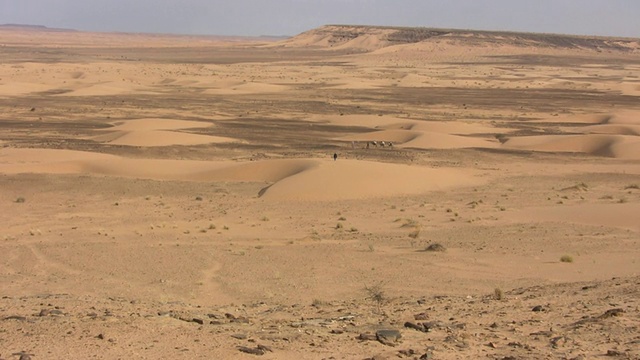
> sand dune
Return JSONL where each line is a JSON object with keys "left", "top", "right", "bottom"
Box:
{"left": 409, "top": 121, "right": 506, "bottom": 134}
{"left": 260, "top": 159, "right": 481, "bottom": 201}
{"left": 0, "top": 81, "right": 55, "bottom": 96}
{"left": 576, "top": 124, "right": 640, "bottom": 136}
{"left": 503, "top": 134, "right": 640, "bottom": 159}
{"left": 322, "top": 114, "right": 409, "bottom": 128}
{"left": 203, "top": 82, "right": 290, "bottom": 95}
{"left": 0, "top": 148, "right": 480, "bottom": 200}
{"left": 534, "top": 113, "right": 613, "bottom": 124}
{"left": 404, "top": 132, "right": 499, "bottom": 149}
{"left": 606, "top": 111, "right": 640, "bottom": 125}
{"left": 337, "top": 119, "right": 503, "bottom": 149}
{"left": 339, "top": 129, "right": 420, "bottom": 143}
{"left": 102, "top": 130, "right": 236, "bottom": 147}
{"left": 91, "top": 118, "right": 237, "bottom": 147}
{"left": 56, "top": 81, "right": 154, "bottom": 96}
{"left": 107, "top": 119, "right": 214, "bottom": 131}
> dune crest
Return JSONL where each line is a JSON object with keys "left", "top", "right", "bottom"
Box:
{"left": 92, "top": 118, "right": 238, "bottom": 147}
{"left": 260, "top": 159, "right": 482, "bottom": 201}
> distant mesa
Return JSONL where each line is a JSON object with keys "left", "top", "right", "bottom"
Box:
{"left": 279, "top": 24, "right": 640, "bottom": 52}
{"left": 0, "top": 23, "right": 77, "bottom": 32}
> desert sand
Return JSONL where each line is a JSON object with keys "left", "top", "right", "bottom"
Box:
{"left": 1, "top": 25, "right": 639, "bottom": 359}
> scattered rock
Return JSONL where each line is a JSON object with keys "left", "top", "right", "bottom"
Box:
{"left": 231, "top": 333, "right": 247, "bottom": 340}
{"left": 530, "top": 330, "right": 553, "bottom": 337}
{"left": 398, "top": 348, "right": 418, "bottom": 357}
{"left": 601, "top": 308, "right": 624, "bottom": 318}
{"left": 404, "top": 321, "right": 428, "bottom": 333}
{"left": 550, "top": 335, "right": 567, "bottom": 348}
{"left": 414, "top": 312, "right": 428, "bottom": 320}
{"left": 606, "top": 349, "right": 625, "bottom": 357}
{"left": 376, "top": 329, "right": 401, "bottom": 346}
{"left": 192, "top": 318, "right": 204, "bottom": 325}
{"left": 12, "top": 353, "right": 32, "bottom": 360}
{"left": 237, "top": 344, "right": 272, "bottom": 356}
{"left": 2, "top": 315, "right": 27, "bottom": 321}
{"left": 330, "top": 329, "right": 344, "bottom": 334}
{"left": 358, "top": 333, "right": 378, "bottom": 341}
{"left": 97, "top": 333, "right": 105, "bottom": 340}
{"left": 532, "top": 305, "right": 545, "bottom": 312}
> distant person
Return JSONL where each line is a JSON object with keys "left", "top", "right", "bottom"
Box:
{"left": 333, "top": 153, "right": 338, "bottom": 161}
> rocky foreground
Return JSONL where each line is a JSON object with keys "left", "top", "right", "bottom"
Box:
{"left": 2, "top": 276, "right": 638, "bottom": 359}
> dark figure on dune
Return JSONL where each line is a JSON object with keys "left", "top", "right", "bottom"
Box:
{"left": 333, "top": 153, "right": 338, "bottom": 161}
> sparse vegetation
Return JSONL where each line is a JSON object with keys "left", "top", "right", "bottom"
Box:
{"left": 400, "top": 218, "right": 418, "bottom": 228}
{"left": 424, "top": 243, "right": 446, "bottom": 252}
{"left": 335, "top": 222, "right": 343, "bottom": 229}
{"left": 408, "top": 228, "right": 421, "bottom": 239}
{"left": 312, "top": 299, "right": 329, "bottom": 307}
{"left": 560, "top": 255, "right": 574, "bottom": 263}
{"left": 494, "top": 133, "right": 509, "bottom": 144}
{"left": 494, "top": 288, "right": 504, "bottom": 301}
{"left": 364, "top": 282, "right": 386, "bottom": 312}
{"left": 15, "top": 197, "right": 26, "bottom": 203}
{"left": 624, "top": 184, "right": 639, "bottom": 190}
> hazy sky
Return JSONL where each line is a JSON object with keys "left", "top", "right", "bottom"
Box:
{"left": 1, "top": 0, "right": 639, "bottom": 38}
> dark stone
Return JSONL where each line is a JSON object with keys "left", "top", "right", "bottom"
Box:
{"left": 532, "top": 305, "right": 545, "bottom": 312}
{"left": 237, "top": 344, "right": 272, "bottom": 356}
{"left": 404, "top": 322, "right": 427, "bottom": 332}
{"left": 192, "top": 318, "right": 204, "bottom": 325}
{"left": 414, "top": 312, "right": 428, "bottom": 320}
{"left": 606, "top": 349, "right": 625, "bottom": 356}
{"left": 601, "top": 308, "right": 624, "bottom": 318}
{"left": 232, "top": 316, "right": 250, "bottom": 324}
{"left": 358, "top": 333, "right": 377, "bottom": 341}
{"left": 376, "top": 329, "right": 401, "bottom": 346}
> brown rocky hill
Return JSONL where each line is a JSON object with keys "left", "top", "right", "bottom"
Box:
{"left": 280, "top": 24, "right": 640, "bottom": 53}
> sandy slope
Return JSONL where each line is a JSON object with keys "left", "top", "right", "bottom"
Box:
{"left": 0, "top": 148, "right": 482, "bottom": 200}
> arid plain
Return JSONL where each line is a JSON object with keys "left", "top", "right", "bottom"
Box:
{"left": 1, "top": 25, "right": 639, "bottom": 359}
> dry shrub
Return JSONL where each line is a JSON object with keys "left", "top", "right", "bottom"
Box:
{"left": 424, "top": 243, "right": 446, "bottom": 252}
